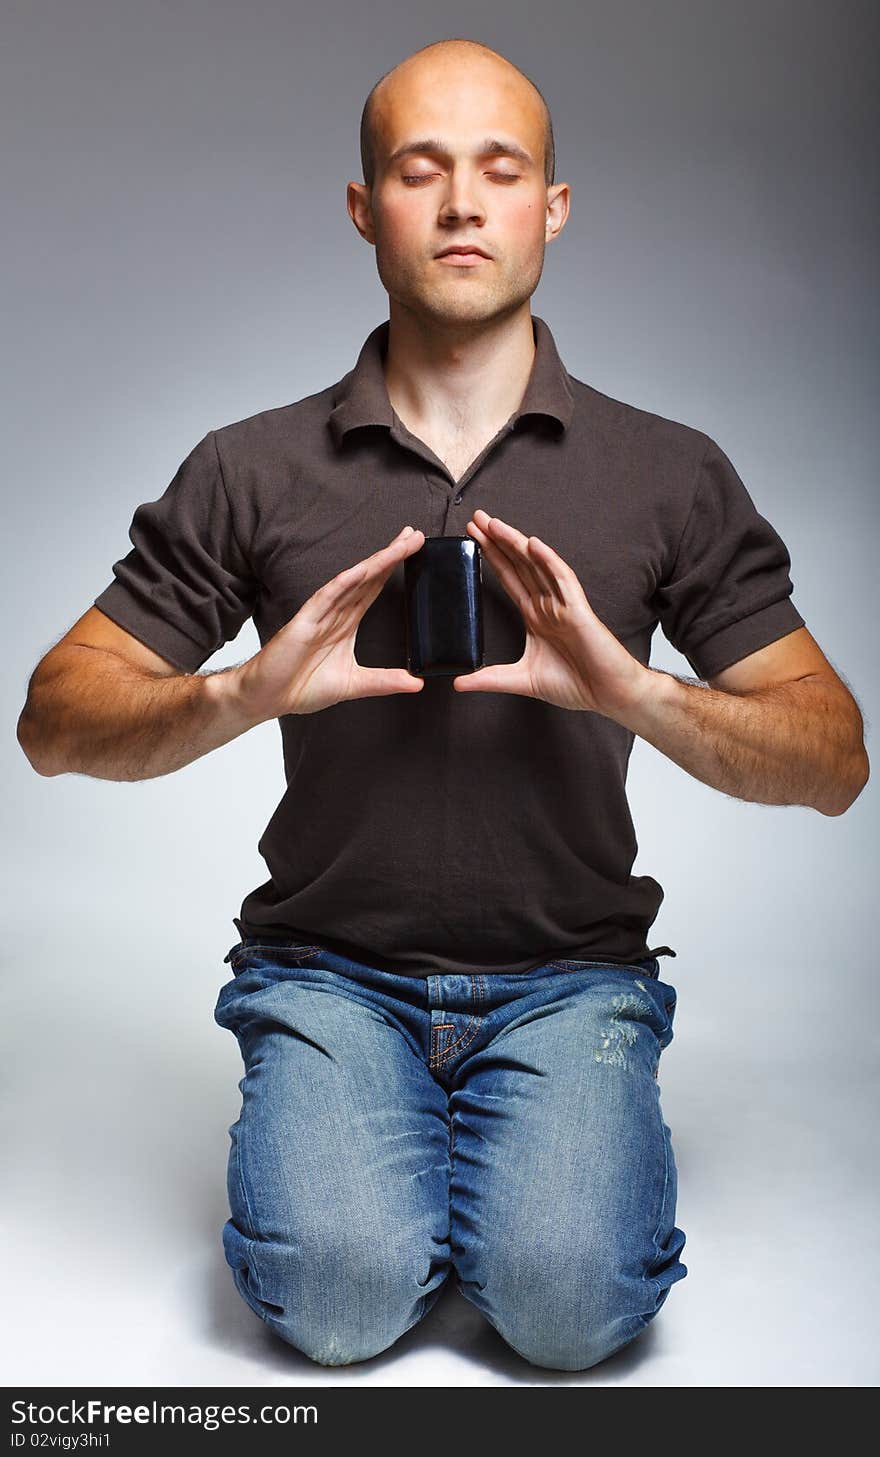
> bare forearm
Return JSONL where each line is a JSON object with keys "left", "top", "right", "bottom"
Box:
{"left": 17, "top": 646, "right": 258, "bottom": 782}
{"left": 618, "top": 669, "right": 869, "bottom": 816}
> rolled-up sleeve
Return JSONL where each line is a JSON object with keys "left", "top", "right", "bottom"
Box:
{"left": 653, "top": 433, "right": 806, "bottom": 680}
{"left": 93, "top": 430, "right": 259, "bottom": 673}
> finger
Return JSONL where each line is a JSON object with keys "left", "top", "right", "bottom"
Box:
{"left": 484, "top": 515, "right": 564, "bottom": 602}
{"left": 471, "top": 512, "right": 578, "bottom": 608}
{"left": 337, "top": 535, "right": 425, "bottom": 629}
{"left": 466, "top": 520, "right": 534, "bottom": 615}
{"left": 469, "top": 513, "right": 556, "bottom": 603}
{"left": 349, "top": 665, "right": 426, "bottom": 699}
{"left": 452, "top": 662, "right": 532, "bottom": 696}
{"left": 315, "top": 526, "right": 414, "bottom": 610}
{"left": 519, "top": 532, "right": 585, "bottom": 607}
{"left": 523, "top": 537, "right": 566, "bottom": 600}
{"left": 470, "top": 512, "right": 545, "bottom": 596}
{"left": 311, "top": 527, "right": 424, "bottom": 627}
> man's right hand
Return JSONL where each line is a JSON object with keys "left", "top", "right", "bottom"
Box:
{"left": 232, "top": 525, "right": 427, "bottom": 720}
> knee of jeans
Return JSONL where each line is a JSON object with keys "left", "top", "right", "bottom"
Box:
{"left": 223, "top": 1219, "right": 439, "bottom": 1366}
{"left": 482, "top": 1284, "right": 653, "bottom": 1372}
{"left": 500, "top": 1309, "right": 652, "bottom": 1372}
{"left": 464, "top": 1240, "right": 684, "bottom": 1373}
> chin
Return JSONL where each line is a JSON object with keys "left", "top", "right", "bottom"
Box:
{"left": 409, "top": 288, "right": 532, "bottom": 328}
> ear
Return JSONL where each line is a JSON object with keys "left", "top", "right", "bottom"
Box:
{"left": 347, "top": 181, "right": 376, "bottom": 246}
{"left": 545, "top": 182, "right": 570, "bottom": 243}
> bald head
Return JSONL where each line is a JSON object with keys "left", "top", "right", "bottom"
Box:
{"left": 360, "top": 38, "right": 556, "bottom": 190}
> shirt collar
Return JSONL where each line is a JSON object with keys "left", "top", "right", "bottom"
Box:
{"left": 328, "top": 313, "right": 574, "bottom": 447}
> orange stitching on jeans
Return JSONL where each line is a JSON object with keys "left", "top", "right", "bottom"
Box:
{"left": 432, "top": 975, "right": 485, "bottom": 1067}
{"left": 430, "top": 1023, "right": 455, "bottom": 1067}
{"left": 434, "top": 1016, "right": 480, "bottom": 1067}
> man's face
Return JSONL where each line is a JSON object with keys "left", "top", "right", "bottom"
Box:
{"left": 350, "top": 55, "right": 568, "bottom": 329}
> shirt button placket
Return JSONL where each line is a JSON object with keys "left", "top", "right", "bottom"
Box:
{"left": 444, "top": 490, "right": 465, "bottom": 534}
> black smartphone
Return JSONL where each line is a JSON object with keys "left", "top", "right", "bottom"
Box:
{"left": 404, "top": 534, "right": 484, "bottom": 677}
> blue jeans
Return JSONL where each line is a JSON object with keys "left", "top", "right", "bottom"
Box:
{"left": 213, "top": 937, "right": 687, "bottom": 1371}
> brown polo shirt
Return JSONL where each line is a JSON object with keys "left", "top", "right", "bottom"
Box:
{"left": 93, "top": 314, "right": 806, "bottom": 975}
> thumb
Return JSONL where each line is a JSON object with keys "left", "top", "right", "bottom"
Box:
{"left": 452, "top": 663, "right": 531, "bottom": 696}
{"left": 349, "top": 666, "right": 426, "bottom": 700}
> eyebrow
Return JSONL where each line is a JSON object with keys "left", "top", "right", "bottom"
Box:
{"left": 386, "top": 136, "right": 535, "bottom": 167}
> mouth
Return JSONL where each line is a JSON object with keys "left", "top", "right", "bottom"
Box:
{"left": 435, "top": 247, "right": 491, "bottom": 267}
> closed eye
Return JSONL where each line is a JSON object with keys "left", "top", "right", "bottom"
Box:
{"left": 401, "top": 173, "right": 520, "bottom": 184}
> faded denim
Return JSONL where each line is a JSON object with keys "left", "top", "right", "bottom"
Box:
{"left": 213, "top": 937, "right": 687, "bottom": 1371}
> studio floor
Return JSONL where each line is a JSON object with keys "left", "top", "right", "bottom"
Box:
{"left": 4, "top": 926, "right": 877, "bottom": 1388}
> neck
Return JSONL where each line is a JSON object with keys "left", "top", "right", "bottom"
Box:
{"left": 383, "top": 302, "right": 536, "bottom": 437}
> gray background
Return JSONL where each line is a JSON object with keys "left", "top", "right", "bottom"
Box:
{"left": 3, "top": 0, "right": 877, "bottom": 1387}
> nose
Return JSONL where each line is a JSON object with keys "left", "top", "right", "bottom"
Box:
{"left": 438, "top": 167, "right": 487, "bottom": 228}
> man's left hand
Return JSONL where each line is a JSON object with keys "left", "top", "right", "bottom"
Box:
{"left": 453, "top": 509, "right": 651, "bottom": 721}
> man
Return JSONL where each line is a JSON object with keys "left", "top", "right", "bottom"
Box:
{"left": 17, "top": 37, "right": 868, "bottom": 1373}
